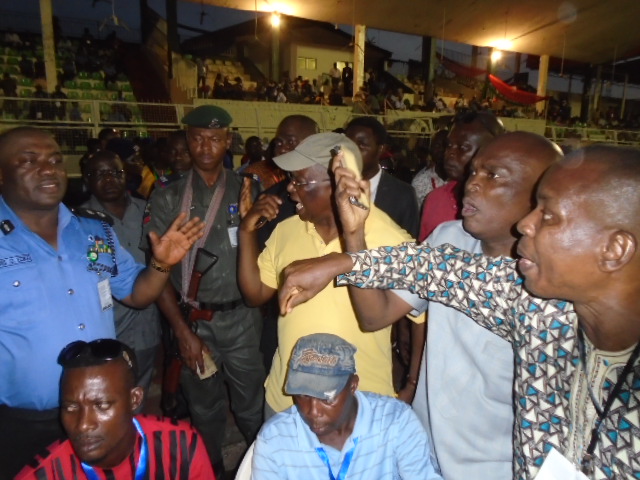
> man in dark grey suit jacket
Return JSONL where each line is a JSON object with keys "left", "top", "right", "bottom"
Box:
{"left": 346, "top": 117, "right": 419, "bottom": 237}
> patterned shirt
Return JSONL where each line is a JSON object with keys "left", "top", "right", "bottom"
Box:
{"left": 411, "top": 167, "right": 446, "bottom": 206}
{"left": 337, "top": 243, "right": 640, "bottom": 480}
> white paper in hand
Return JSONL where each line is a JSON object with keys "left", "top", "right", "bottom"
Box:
{"left": 197, "top": 351, "right": 218, "bottom": 380}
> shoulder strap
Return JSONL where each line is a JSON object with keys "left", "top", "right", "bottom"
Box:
{"left": 71, "top": 207, "right": 114, "bottom": 226}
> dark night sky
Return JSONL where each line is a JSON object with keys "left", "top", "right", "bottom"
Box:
{"left": 1, "top": 0, "right": 425, "bottom": 61}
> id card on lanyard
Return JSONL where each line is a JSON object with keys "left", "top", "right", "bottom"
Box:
{"left": 316, "top": 437, "right": 359, "bottom": 480}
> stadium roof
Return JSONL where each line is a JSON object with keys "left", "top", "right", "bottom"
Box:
{"left": 190, "top": 0, "right": 640, "bottom": 65}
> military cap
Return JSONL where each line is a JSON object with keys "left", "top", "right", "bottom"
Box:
{"left": 181, "top": 105, "right": 233, "bottom": 129}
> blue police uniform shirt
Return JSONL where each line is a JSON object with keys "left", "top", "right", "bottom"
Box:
{"left": 0, "top": 197, "right": 144, "bottom": 410}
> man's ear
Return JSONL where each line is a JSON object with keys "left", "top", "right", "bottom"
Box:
{"left": 225, "top": 130, "right": 233, "bottom": 150}
{"left": 600, "top": 230, "right": 636, "bottom": 272}
{"left": 350, "top": 374, "right": 359, "bottom": 393}
{"left": 130, "top": 386, "right": 144, "bottom": 412}
{"left": 378, "top": 144, "right": 387, "bottom": 158}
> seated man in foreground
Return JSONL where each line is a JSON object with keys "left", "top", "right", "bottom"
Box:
{"left": 16, "top": 339, "right": 214, "bottom": 480}
{"left": 279, "top": 145, "right": 640, "bottom": 479}
{"left": 251, "top": 333, "right": 441, "bottom": 479}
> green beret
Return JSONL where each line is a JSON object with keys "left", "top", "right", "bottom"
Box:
{"left": 182, "top": 105, "right": 233, "bottom": 128}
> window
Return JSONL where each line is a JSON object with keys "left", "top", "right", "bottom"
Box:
{"left": 297, "top": 57, "right": 317, "bottom": 71}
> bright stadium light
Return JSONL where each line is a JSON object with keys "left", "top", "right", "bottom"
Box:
{"left": 271, "top": 12, "right": 281, "bottom": 28}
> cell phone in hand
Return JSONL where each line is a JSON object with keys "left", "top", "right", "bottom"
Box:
{"left": 331, "top": 145, "right": 369, "bottom": 210}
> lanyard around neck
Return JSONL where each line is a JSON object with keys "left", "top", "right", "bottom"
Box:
{"left": 179, "top": 169, "right": 226, "bottom": 305}
{"left": 577, "top": 328, "right": 640, "bottom": 473}
{"left": 81, "top": 418, "right": 148, "bottom": 480}
{"left": 316, "top": 437, "right": 359, "bottom": 480}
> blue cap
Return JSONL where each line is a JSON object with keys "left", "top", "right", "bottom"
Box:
{"left": 285, "top": 333, "right": 357, "bottom": 400}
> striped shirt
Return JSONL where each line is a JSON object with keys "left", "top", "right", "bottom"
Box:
{"left": 252, "top": 391, "right": 442, "bottom": 479}
{"left": 15, "top": 415, "right": 214, "bottom": 480}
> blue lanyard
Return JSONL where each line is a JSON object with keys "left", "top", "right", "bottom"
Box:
{"left": 81, "top": 418, "right": 148, "bottom": 480}
{"left": 315, "top": 437, "right": 359, "bottom": 480}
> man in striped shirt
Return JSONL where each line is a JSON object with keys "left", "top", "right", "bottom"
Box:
{"left": 251, "top": 333, "right": 441, "bottom": 479}
{"left": 16, "top": 339, "right": 214, "bottom": 480}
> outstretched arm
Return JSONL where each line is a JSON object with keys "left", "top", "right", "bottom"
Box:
{"left": 122, "top": 212, "right": 204, "bottom": 308}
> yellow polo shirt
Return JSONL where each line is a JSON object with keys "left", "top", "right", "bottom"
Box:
{"left": 259, "top": 206, "right": 424, "bottom": 412}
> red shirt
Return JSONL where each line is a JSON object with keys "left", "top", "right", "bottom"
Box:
{"left": 16, "top": 415, "right": 215, "bottom": 480}
{"left": 419, "top": 181, "right": 461, "bottom": 241}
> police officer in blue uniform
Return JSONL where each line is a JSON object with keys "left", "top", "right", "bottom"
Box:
{"left": 144, "top": 106, "right": 265, "bottom": 478}
{"left": 0, "top": 126, "right": 204, "bottom": 479}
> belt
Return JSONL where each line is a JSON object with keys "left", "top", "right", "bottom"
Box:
{"left": 199, "top": 298, "right": 244, "bottom": 312}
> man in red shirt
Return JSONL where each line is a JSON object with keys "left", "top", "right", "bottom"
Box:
{"left": 16, "top": 339, "right": 215, "bottom": 480}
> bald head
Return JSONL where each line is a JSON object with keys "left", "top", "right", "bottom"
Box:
{"left": 480, "top": 131, "right": 563, "bottom": 172}
{"left": 557, "top": 145, "right": 640, "bottom": 233}
{"left": 462, "top": 131, "right": 562, "bottom": 256}
{"left": 515, "top": 145, "right": 640, "bottom": 319}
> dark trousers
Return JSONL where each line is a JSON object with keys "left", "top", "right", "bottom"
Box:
{"left": 180, "top": 306, "right": 265, "bottom": 475}
{"left": 0, "top": 406, "right": 64, "bottom": 480}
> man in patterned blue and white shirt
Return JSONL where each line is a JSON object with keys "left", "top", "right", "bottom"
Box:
{"left": 279, "top": 144, "right": 640, "bottom": 480}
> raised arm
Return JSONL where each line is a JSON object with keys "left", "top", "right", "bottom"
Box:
{"left": 122, "top": 212, "right": 204, "bottom": 308}
{"left": 237, "top": 194, "right": 280, "bottom": 306}
{"left": 280, "top": 159, "right": 414, "bottom": 330}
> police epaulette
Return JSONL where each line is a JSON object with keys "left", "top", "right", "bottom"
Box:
{"left": 71, "top": 207, "right": 114, "bottom": 226}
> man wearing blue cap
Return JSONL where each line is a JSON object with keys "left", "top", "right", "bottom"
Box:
{"left": 144, "top": 105, "right": 264, "bottom": 478}
{"left": 252, "top": 333, "right": 441, "bottom": 479}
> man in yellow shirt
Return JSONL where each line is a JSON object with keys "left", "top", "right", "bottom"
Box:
{"left": 238, "top": 132, "right": 424, "bottom": 416}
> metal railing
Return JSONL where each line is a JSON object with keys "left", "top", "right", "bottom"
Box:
{"left": 2, "top": 96, "right": 639, "bottom": 155}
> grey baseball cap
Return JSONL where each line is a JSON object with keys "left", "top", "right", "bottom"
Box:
{"left": 273, "top": 132, "right": 362, "bottom": 172}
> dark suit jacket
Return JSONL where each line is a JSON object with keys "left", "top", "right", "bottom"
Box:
{"left": 374, "top": 170, "right": 420, "bottom": 239}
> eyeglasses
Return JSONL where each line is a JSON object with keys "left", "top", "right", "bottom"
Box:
{"left": 287, "top": 173, "right": 331, "bottom": 189}
{"left": 87, "top": 169, "right": 125, "bottom": 180}
{"left": 57, "top": 339, "right": 133, "bottom": 369}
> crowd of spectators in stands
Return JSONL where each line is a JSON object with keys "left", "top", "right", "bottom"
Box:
{"left": 3, "top": 27, "right": 125, "bottom": 89}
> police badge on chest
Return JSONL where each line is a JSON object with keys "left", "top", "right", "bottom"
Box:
{"left": 86, "top": 234, "right": 118, "bottom": 276}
